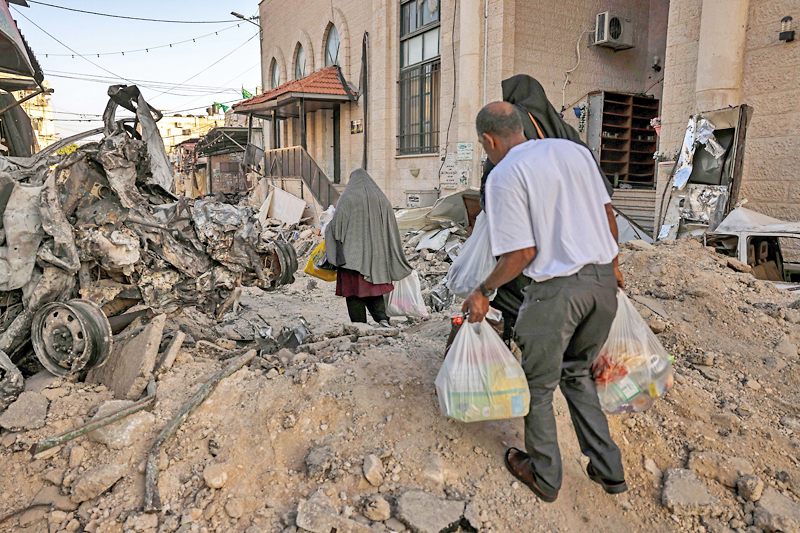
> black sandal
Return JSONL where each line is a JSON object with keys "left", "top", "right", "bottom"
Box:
{"left": 586, "top": 463, "right": 628, "bottom": 494}
{"left": 503, "top": 447, "right": 558, "bottom": 503}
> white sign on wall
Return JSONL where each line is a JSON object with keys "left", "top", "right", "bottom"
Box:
{"left": 456, "top": 142, "right": 474, "bottom": 161}
{"left": 440, "top": 152, "right": 458, "bottom": 189}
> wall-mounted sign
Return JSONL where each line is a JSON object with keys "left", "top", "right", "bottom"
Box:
{"left": 351, "top": 120, "right": 363, "bottom": 134}
{"left": 440, "top": 152, "right": 458, "bottom": 189}
{"left": 457, "top": 142, "right": 474, "bottom": 161}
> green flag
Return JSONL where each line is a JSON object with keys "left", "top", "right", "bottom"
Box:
{"left": 242, "top": 87, "right": 253, "bottom": 99}
{"left": 214, "top": 102, "right": 229, "bottom": 112}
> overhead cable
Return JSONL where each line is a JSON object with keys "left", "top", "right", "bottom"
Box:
{"left": 27, "top": 1, "right": 244, "bottom": 24}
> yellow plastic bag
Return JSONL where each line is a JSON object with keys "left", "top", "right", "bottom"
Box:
{"left": 304, "top": 241, "right": 337, "bottom": 282}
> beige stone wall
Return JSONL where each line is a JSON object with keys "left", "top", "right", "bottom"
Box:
{"left": 258, "top": 0, "right": 668, "bottom": 206}
{"left": 659, "top": 0, "right": 800, "bottom": 222}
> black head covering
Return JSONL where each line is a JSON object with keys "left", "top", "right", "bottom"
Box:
{"left": 480, "top": 74, "right": 613, "bottom": 205}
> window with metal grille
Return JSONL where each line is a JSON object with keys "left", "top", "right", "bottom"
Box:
{"left": 398, "top": 0, "right": 440, "bottom": 155}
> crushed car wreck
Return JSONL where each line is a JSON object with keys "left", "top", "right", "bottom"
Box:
{"left": 0, "top": 85, "right": 297, "bottom": 408}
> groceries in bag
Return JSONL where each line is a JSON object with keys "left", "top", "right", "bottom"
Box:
{"left": 303, "top": 241, "right": 337, "bottom": 282}
{"left": 436, "top": 319, "right": 530, "bottom": 422}
{"left": 386, "top": 270, "right": 430, "bottom": 318}
{"left": 591, "top": 291, "right": 674, "bottom": 414}
{"left": 445, "top": 212, "right": 497, "bottom": 299}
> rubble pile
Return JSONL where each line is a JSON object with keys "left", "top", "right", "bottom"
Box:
{"left": 0, "top": 85, "right": 297, "bottom": 410}
{"left": 402, "top": 225, "right": 465, "bottom": 311}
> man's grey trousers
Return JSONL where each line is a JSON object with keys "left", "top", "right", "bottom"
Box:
{"left": 515, "top": 263, "right": 625, "bottom": 494}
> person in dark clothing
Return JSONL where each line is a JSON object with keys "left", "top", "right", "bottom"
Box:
{"left": 325, "top": 169, "right": 413, "bottom": 324}
{"left": 480, "top": 75, "right": 615, "bottom": 344}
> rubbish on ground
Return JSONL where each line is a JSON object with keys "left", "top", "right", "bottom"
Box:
{"left": 144, "top": 349, "right": 256, "bottom": 512}
{"left": 444, "top": 212, "right": 497, "bottom": 299}
{"left": 435, "top": 319, "right": 529, "bottom": 422}
{"left": 386, "top": 270, "right": 430, "bottom": 318}
{"left": 592, "top": 291, "right": 673, "bottom": 414}
{"left": 30, "top": 299, "right": 112, "bottom": 377}
{"left": 29, "top": 379, "right": 155, "bottom": 457}
{"left": 277, "top": 318, "right": 311, "bottom": 349}
{"left": 415, "top": 227, "right": 454, "bottom": 252}
{"left": 427, "top": 187, "right": 481, "bottom": 229}
{"left": 261, "top": 187, "right": 307, "bottom": 226}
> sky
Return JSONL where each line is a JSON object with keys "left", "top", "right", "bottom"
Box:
{"left": 9, "top": 0, "right": 263, "bottom": 139}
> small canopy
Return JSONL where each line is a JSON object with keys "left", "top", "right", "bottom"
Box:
{"left": 195, "top": 127, "right": 248, "bottom": 156}
{"left": 712, "top": 207, "right": 800, "bottom": 235}
{"left": 232, "top": 65, "right": 356, "bottom": 119}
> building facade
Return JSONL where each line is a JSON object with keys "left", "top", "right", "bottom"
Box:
{"left": 250, "top": 0, "right": 799, "bottom": 230}
{"left": 14, "top": 81, "right": 56, "bottom": 151}
{"left": 157, "top": 114, "right": 224, "bottom": 157}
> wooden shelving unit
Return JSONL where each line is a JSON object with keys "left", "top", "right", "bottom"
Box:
{"left": 587, "top": 91, "right": 660, "bottom": 187}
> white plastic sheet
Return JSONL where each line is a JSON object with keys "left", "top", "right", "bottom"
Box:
{"left": 435, "top": 319, "right": 530, "bottom": 422}
{"left": 445, "top": 212, "right": 497, "bottom": 299}
{"left": 591, "top": 291, "right": 674, "bottom": 414}
{"left": 386, "top": 270, "right": 430, "bottom": 318}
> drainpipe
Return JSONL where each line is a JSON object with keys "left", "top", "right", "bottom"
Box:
{"left": 695, "top": 0, "right": 749, "bottom": 111}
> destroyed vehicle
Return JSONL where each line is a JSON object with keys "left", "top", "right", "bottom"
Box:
{"left": 707, "top": 207, "right": 800, "bottom": 291}
{"left": 0, "top": 84, "right": 297, "bottom": 410}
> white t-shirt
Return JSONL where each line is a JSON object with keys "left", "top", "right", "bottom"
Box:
{"left": 485, "top": 139, "right": 618, "bottom": 282}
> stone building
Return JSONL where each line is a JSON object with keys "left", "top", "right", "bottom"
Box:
{"left": 14, "top": 81, "right": 56, "bottom": 151}
{"left": 156, "top": 114, "right": 224, "bottom": 157}
{"left": 236, "top": 0, "right": 798, "bottom": 232}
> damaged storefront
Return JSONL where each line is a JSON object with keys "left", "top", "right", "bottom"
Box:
{"left": 0, "top": 85, "right": 298, "bottom": 409}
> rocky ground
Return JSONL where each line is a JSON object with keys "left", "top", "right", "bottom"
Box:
{"left": 3, "top": 237, "right": 800, "bottom": 533}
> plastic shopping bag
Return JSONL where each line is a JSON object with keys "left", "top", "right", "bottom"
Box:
{"left": 436, "top": 319, "right": 529, "bottom": 422}
{"left": 386, "top": 270, "right": 429, "bottom": 318}
{"left": 591, "top": 291, "right": 674, "bottom": 414}
{"left": 445, "top": 212, "right": 497, "bottom": 299}
{"left": 319, "top": 205, "right": 335, "bottom": 233}
{"left": 303, "top": 241, "right": 337, "bottom": 282}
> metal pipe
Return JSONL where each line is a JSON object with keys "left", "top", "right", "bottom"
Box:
{"left": 144, "top": 350, "right": 256, "bottom": 512}
{"left": 30, "top": 380, "right": 156, "bottom": 456}
{"left": 0, "top": 87, "right": 52, "bottom": 116}
{"left": 483, "top": 0, "right": 488, "bottom": 107}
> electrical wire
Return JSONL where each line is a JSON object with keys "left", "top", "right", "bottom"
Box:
{"left": 163, "top": 62, "right": 260, "bottom": 111}
{"left": 45, "top": 72, "right": 241, "bottom": 97}
{"left": 44, "top": 69, "right": 243, "bottom": 92}
{"left": 438, "top": 0, "right": 458, "bottom": 182}
{"left": 41, "top": 23, "right": 243, "bottom": 57}
{"left": 27, "top": 1, "right": 243, "bottom": 24}
{"left": 11, "top": 7, "right": 139, "bottom": 86}
{"left": 147, "top": 31, "right": 259, "bottom": 101}
{"left": 561, "top": 30, "right": 593, "bottom": 112}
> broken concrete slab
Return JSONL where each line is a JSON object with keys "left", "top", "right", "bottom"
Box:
{"left": 662, "top": 468, "right": 722, "bottom": 517}
{"left": 71, "top": 461, "right": 128, "bottom": 503}
{"left": 737, "top": 474, "right": 764, "bottom": 502}
{"left": 627, "top": 239, "right": 655, "bottom": 251}
{"left": 87, "top": 314, "right": 165, "bottom": 400}
{"left": 395, "top": 490, "right": 466, "bottom": 533}
{"left": 23, "top": 370, "right": 58, "bottom": 393}
{"left": 754, "top": 488, "right": 800, "bottom": 533}
{"left": 631, "top": 295, "right": 670, "bottom": 319}
{"left": 87, "top": 400, "right": 156, "bottom": 449}
{"left": 0, "top": 391, "right": 49, "bottom": 430}
{"left": 296, "top": 499, "right": 376, "bottom": 533}
{"left": 32, "top": 485, "right": 78, "bottom": 512}
{"left": 363, "top": 454, "right": 384, "bottom": 486}
{"left": 688, "top": 450, "right": 754, "bottom": 488}
{"left": 154, "top": 330, "right": 186, "bottom": 375}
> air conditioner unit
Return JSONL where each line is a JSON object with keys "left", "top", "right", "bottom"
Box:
{"left": 593, "top": 12, "right": 635, "bottom": 50}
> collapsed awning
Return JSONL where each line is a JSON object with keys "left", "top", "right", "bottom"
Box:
{"left": 712, "top": 207, "right": 800, "bottom": 236}
{"left": 232, "top": 65, "right": 356, "bottom": 119}
{"left": 195, "top": 127, "right": 249, "bottom": 156}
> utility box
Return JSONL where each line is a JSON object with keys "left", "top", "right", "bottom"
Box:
{"left": 405, "top": 189, "right": 439, "bottom": 208}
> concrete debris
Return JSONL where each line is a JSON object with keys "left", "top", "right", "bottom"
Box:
{"left": 296, "top": 499, "right": 377, "bottom": 533}
{"left": 754, "top": 488, "right": 800, "bottom": 533}
{"left": 362, "top": 494, "right": 392, "bottom": 522}
{"left": 70, "top": 460, "right": 128, "bottom": 503}
{"left": 688, "top": 450, "right": 754, "bottom": 488}
{"left": 363, "top": 454, "right": 385, "bottom": 486}
{"left": 661, "top": 468, "right": 722, "bottom": 517}
{"left": 737, "top": 474, "right": 764, "bottom": 502}
{"left": 88, "top": 314, "right": 165, "bottom": 400}
{"left": 395, "top": 490, "right": 467, "bottom": 533}
{"left": 86, "top": 399, "right": 155, "bottom": 449}
{"left": 203, "top": 463, "right": 228, "bottom": 489}
{"left": 0, "top": 390, "right": 48, "bottom": 430}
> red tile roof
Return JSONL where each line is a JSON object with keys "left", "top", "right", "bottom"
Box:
{"left": 232, "top": 65, "right": 350, "bottom": 109}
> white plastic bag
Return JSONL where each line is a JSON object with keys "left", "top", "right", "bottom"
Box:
{"left": 591, "top": 291, "right": 674, "bottom": 414}
{"left": 319, "top": 205, "right": 336, "bottom": 233}
{"left": 445, "top": 212, "right": 497, "bottom": 299}
{"left": 386, "top": 270, "right": 430, "bottom": 318}
{"left": 435, "top": 319, "right": 530, "bottom": 422}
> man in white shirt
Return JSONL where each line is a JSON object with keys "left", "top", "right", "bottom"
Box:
{"left": 463, "top": 102, "right": 626, "bottom": 502}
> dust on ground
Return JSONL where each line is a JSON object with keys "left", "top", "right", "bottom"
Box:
{"left": 2, "top": 238, "right": 800, "bottom": 533}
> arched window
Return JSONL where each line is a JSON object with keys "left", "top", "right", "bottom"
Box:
{"left": 294, "top": 44, "right": 306, "bottom": 79}
{"left": 270, "top": 59, "right": 280, "bottom": 89}
{"left": 325, "top": 25, "right": 340, "bottom": 67}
